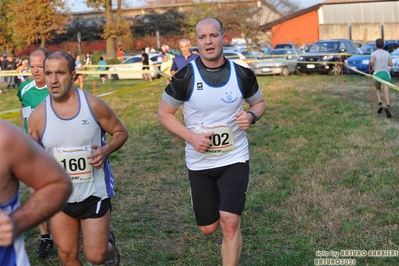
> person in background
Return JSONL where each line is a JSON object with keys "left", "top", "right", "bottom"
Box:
{"left": 17, "top": 47, "right": 54, "bottom": 259}
{"left": 170, "top": 38, "right": 199, "bottom": 76}
{"left": 15, "top": 60, "right": 28, "bottom": 87}
{"left": 5, "top": 56, "right": 16, "bottom": 89}
{"left": 156, "top": 49, "right": 164, "bottom": 79}
{"left": 141, "top": 47, "right": 152, "bottom": 82}
{"left": 0, "top": 119, "right": 72, "bottom": 266}
{"left": 160, "top": 54, "right": 172, "bottom": 84}
{"left": 0, "top": 55, "right": 5, "bottom": 83}
{"left": 98, "top": 56, "right": 107, "bottom": 84}
{"left": 157, "top": 17, "right": 265, "bottom": 265}
{"left": 370, "top": 38, "right": 393, "bottom": 118}
{"left": 192, "top": 48, "right": 199, "bottom": 55}
{"left": 28, "top": 51, "right": 128, "bottom": 266}
{"left": 74, "top": 54, "right": 84, "bottom": 90}
{"left": 117, "top": 45, "right": 124, "bottom": 63}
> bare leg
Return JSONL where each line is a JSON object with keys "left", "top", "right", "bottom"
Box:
{"left": 383, "top": 84, "right": 391, "bottom": 106}
{"left": 220, "top": 211, "right": 242, "bottom": 266}
{"left": 51, "top": 211, "right": 82, "bottom": 266}
{"left": 81, "top": 210, "right": 112, "bottom": 264}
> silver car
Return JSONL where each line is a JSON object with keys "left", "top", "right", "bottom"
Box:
{"left": 249, "top": 49, "right": 304, "bottom": 77}
{"left": 391, "top": 48, "right": 399, "bottom": 76}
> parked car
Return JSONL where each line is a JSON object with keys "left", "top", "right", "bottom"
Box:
{"left": 274, "top": 42, "right": 300, "bottom": 49}
{"left": 390, "top": 48, "right": 399, "bottom": 76}
{"left": 302, "top": 42, "right": 314, "bottom": 53}
{"left": 223, "top": 50, "right": 258, "bottom": 68}
{"left": 249, "top": 48, "right": 304, "bottom": 77}
{"left": 344, "top": 40, "right": 399, "bottom": 74}
{"left": 296, "top": 39, "right": 358, "bottom": 75}
{"left": 108, "top": 53, "right": 158, "bottom": 80}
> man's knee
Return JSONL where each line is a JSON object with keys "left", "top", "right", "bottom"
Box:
{"left": 199, "top": 220, "right": 219, "bottom": 235}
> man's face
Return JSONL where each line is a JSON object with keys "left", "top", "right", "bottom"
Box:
{"left": 179, "top": 42, "right": 191, "bottom": 56}
{"left": 29, "top": 54, "right": 46, "bottom": 85}
{"left": 44, "top": 57, "right": 75, "bottom": 100}
{"left": 195, "top": 19, "right": 224, "bottom": 63}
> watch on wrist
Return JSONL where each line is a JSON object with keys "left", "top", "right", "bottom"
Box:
{"left": 247, "top": 111, "right": 257, "bottom": 125}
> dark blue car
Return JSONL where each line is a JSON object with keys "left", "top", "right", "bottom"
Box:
{"left": 345, "top": 40, "right": 399, "bottom": 74}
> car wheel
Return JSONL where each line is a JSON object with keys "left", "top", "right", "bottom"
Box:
{"left": 328, "top": 63, "right": 342, "bottom": 76}
{"left": 281, "top": 67, "right": 289, "bottom": 77}
{"left": 296, "top": 68, "right": 306, "bottom": 76}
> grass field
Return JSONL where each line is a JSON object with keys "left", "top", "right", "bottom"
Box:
{"left": 2, "top": 74, "right": 399, "bottom": 266}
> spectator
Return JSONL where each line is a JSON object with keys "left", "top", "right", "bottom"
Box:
{"left": 170, "top": 38, "right": 199, "bottom": 76}
{"left": 117, "top": 45, "right": 124, "bottom": 63}
{"left": 5, "top": 56, "right": 16, "bottom": 89}
{"left": 98, "top": 56, "right": 107, "bottom": 84}
{"left": 74, "top": 55, "right": 84, "bottom": 89}
{"left": 141, "top": 47, "right": 152, "bottom": 82}
{"left": 157, "top": 49, "right": 164, "bottom": 79}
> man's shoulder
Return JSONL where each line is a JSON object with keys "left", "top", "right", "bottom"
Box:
{"left": 18, "top": 79, "right": 34, "bottom": 91}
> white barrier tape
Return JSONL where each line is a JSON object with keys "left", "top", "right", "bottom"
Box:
{"left": 343, "top": 63, "right": 399, "bottom": 91}
{"left": 0, "top": 72, "right": 168, "bottom": 119}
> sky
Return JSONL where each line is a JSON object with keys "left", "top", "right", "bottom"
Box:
{"left": 67, "top": 0, "right": 325, "bottom": 13}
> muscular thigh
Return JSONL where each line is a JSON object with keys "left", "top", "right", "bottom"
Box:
{"left": 81, "top": 210, "right": 110, "bottom": 256}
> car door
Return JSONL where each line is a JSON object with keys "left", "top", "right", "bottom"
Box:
{"left": 117, "top": 56, "right": 142, "bottom": 79}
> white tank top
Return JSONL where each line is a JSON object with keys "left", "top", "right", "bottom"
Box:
{"left": 183, "top": 60, "right": 249, "bottom": 170}
{"left": 41, "top": 89, "right": 115, "bottom": 203}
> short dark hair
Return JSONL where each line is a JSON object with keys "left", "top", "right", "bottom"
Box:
{"left": 376, "top": 38, "right": 384, "bottom": 49}
{"left": 46, "top": 51, "right": 75, "bottom": 74}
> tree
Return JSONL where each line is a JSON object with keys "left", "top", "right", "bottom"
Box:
{"left": 7, "top": 0, "right": 70, "bottom": 48}
{"left": 0, "top": 0, "right": 14, "bottom": 54}
{"left": 86, "top": 0, "right": 131, "bottom": 59}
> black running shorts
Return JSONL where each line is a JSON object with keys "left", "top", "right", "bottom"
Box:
{"left": 63, "top": 196, "right": 111, "bottom": 219}
{"left": 188, "top": 161, "right": 249, "bottom": 226}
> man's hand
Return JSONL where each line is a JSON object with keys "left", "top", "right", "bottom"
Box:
{"left": 88, "top": 145, "right": 106, "bottom": 169}
{"left": 236, "top": 110, "right": 251, "bottom": 130}
{"left": 190, "top": 132, "right": 214, "bottom": 153}
{"left": 0, "top": 210, "right": 14, "bottom": 247}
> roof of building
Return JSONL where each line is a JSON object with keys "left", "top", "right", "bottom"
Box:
{"left": 323, "top": 0, "right": 398, "bottom": 4}
{"left": 260, "top": 0, "right": 399, "bottom": 30}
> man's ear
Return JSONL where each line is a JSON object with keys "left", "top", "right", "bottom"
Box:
{"left": 72, "top": 70, "right": 77, "bottom": 81}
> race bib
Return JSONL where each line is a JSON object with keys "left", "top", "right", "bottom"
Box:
{"left": 195, "top": 123, "right": 234, "bottom": 156}
{"left": 53, "top": 145, "right": 94, "bottom": 183}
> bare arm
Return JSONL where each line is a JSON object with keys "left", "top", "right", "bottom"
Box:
{"left": 87, "top": 95, "right": 129, "bottom": 169}
{"left": 0, "top": 121, "right": 72, "bottom": 246}
{"left": 157, "top": 100, "right": 213, "bottom": 153}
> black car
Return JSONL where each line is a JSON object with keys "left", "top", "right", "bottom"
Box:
{"left": 296, "top": 39, "right": 358, "bottom": 75}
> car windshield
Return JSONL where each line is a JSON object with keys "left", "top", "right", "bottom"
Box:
{"left": 357, "top": 43, "right": 376, "bottom": 54}
{"left": 309, "top": 42, "right": 339, "bottom": 52}
{"left": 392, "top": 48, "right": 399, "bottom": 56}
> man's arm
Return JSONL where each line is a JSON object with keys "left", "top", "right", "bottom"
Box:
{"left": 157, "top": 100, "right": 213, "bottom": 153}
{"left": 87, "top": 95, "right": 129, "bottom": 169}
{"left": 0, "top": 121, "right": 72, "bottom": 245}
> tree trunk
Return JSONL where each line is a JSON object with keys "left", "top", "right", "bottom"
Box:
{"left": 105, "top": 0, "right": 115, "bottom": 59}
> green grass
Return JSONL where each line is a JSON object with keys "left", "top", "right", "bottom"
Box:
{"left": 2, "top": 74, "right": 399, "bottom": 265}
